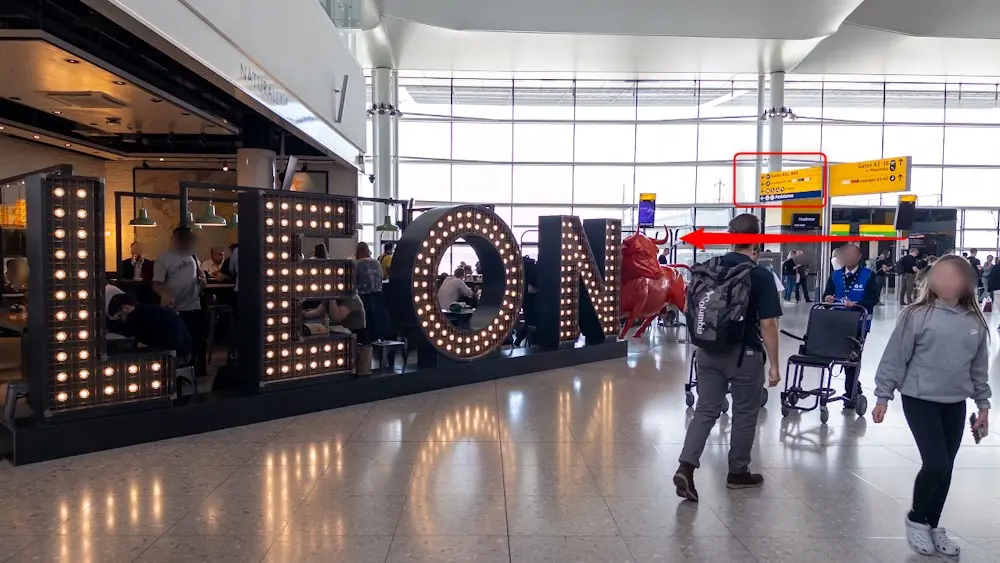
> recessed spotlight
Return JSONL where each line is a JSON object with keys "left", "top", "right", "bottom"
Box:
{"left": 112, "top": 80, "right": 126, "bottom": 86}
{"left": 158, "top": 157, "right": 165, "bottom": 162}
{"left": 151, "top": 98, "right": 162, "bottom": 103}
{"left": 0, "top": 126, "right": 4, "bottom": 130}
{"left": 222, "top": 163, "right": 229, "bottom": 171}
{"left": 64, "top": 143, "right": 71, "bottom": 147}
{"left": 52, "top": 110, "right": 61, "bottom": 115}
{"left": 32, "top": 135, "right": 40, "bottom": 140}
{"left": 65, "top": 58, "right": 80, "bottom": 64}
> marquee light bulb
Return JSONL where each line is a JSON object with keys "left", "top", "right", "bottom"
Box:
{"left": 78, "top": 350, "right": 89, "bottom": 359}
{"left": 76, "top": 229, "right": 87, "bottom": 239}
{"left": 104, "top": 385, "right": 114, "bottom": 396}
{"left": 151, "top": 380, "right": 161, "bottom": 390}
{"left": 56, "top": 372, "right": 68, "bottom": 382}
{"left": 55, "top": 311, "right": 67, "bottom": 321}
{"left": 54, "top": 250, "right": 66, "bottom": 260}
{"left": 104, "top": 366, "right": 114, "bottom": 376}
{"left": 77, "top": 250, "right": 88, "bottom": 259}
{"left": 128, "top": 364, "right": 138, "bottom": 374}
{"left": 56, "top": 392, "right": 68, "bottom": 402}
{"left": 79, "top": 389, "right": 90, "bottom": 399}
{"left": 76, "top": 189, "right": 86, "bottom": 198}
{"left": 150, "top": 362, "right": 160, "bottom": 372}
{"left": 128, "top": 383, "right": 138, "bottom": 393}
{"left": 78, "top": 290, "right": 88, "bottom": 299}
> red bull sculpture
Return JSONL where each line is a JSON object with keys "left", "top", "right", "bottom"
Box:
{"left": 619, "top": 230, "right": 688, "bottom": 339}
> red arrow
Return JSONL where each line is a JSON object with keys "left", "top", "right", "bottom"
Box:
{"left": 680, "top": 228, "right": 905, "bottom": 250}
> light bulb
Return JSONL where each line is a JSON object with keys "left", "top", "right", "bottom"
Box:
{"left": 54, "top": 250, "right": 66, "bottom": 260}
{"left": 55, "top": 311, "right": 67, "bottom": 321}
{"left": 150, "top": 362, "right": 161, "bottom": 372}
{"left": 76, "top": 189, "right": 86, "bottom": 198}
{"left": 104, "top": 367, "right": 114, "bottom": 376}
{"left": 79, "top": 370, "right": 89, "bottom": 380}
{"left": 77, "top": 209, "right": 87, "bottom": 219}
{"left": 53, "top": 187, "right": 65, "bottom": 197}
{"left": 78, "top": 330, "right": 89, "bottom": 340}
{"left": 78, "top": 350, "right": 89, "bottom": 359}
{"left": 56, "top": 352, "right": 68, "bottom": 362}
{"left": 128, "top": 383, "right": 138, "bottom": 393}
{"left": 78, "top": 290, "right": 88, "bottom": 299}
{"left": 104, "top": 385, "right": 114, "bottom": 396}
{"left": 76, "top": 229, "right": 87, "bottom": 239}
{"left": 79, "top": 389, "right": 90, "bottom": 399}
{"left": 56, "top": 392, "right": 68, "bottom": 402}
{"left": 54, "top": 229, "right": 66, "bottom": 239}
{"left": 55, "top": 332, "right": 67, "bottom": 342}
{"left": 151, "top": 380, "right": 161, "bottom": 390}
{"left": 77, "top": 250, "right": 88, "bottom": 259}
{"left": 56, "top": 372, "right": 68, "bottom": 382}
{"left": 78, "top": 310, "right": 88, "bottom": 320}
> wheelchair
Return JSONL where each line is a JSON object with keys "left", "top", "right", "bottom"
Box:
{"left": 684, "top": 350, "right": 769, "bottom": 412}
{"left": 779, "top": 303, "right": 869, "bottom": 424}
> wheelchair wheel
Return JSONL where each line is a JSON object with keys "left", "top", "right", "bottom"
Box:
{"left": 780, "top": 406, "right": 790, "bottom": 417}
{"left": 854, "top": 395, "right": 868, "bottom": 417}
{"left": 685, "top": 391, "right": 695, "bottom": 408}
{"left": 820, "top": 406, "right": 830, "bottom": 424}
{"left": 721, "top": 397, "right": 730, "bottom": 414}
{"left": 759, "top": 388, "right": 768, "bottom": 407}
{"left": 786, "top": 391, "right": 799, "bottom": 408}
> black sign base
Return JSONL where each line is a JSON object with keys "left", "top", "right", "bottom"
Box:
{"left": 0, "top": 340, "right": 627, "bottom": 465}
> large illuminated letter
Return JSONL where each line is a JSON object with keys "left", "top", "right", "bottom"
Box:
{"left": 238, "top": 190, "right": 358, "bottom": 387}
{"left": 536, "top": 216, "right": 621, "bottom": 348}
{"left": 27, "top": 176, "right": 174, "bottom": 418}
{"left": 389, "top": 205, "right": 524, "bottom": 363}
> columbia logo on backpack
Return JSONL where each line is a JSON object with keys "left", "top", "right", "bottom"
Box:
{"left": 685, "top": 257, "right": 755, "bottom": 353}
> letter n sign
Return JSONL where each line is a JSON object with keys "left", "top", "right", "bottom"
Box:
{"left": 536, "top": 216, "right": 621, "bottom": 348}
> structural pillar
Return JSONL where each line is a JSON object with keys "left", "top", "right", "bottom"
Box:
{"left": 390, "top": 69, "right": 400, "bottom": 205}
{"left": 754, "top": 74, "right": 766, "bottom": 223}
{"left": 236, "top": 148, "right": 277, "bottom": 190}
{"left": 764, "top": 71, "right": 785, "bottom": 238}
{"left": 372, "top": 67, "right": 394, "bottom": 244}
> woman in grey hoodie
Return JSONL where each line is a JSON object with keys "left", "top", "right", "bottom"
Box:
{"left": 873, "top": 255, "right": 991, "bottom": 557}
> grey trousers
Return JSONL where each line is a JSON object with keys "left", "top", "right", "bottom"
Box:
{"left": 679, "top": 347, "right": 765, "bottom": 473}
{"left": 901, "top": 273, "right": 916, "bottom": 305}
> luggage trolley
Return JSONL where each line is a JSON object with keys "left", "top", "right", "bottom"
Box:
{"left": 684, "top": 350, "right": 769, "bottom": 412}
{"left": 779, "top": 303, "right": 870, "bottom": 424}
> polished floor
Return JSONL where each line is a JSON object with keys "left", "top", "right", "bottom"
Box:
{"left": 2, "top": 302, "right": 1000, "bottom": 562}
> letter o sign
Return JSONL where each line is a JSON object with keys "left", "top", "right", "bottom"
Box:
{"left": 390, "top": 205, "right": 524, "bottom": 361}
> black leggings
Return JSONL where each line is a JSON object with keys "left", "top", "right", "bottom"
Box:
{"left": 902, "top": 395, "right": 966, "bottom": 528}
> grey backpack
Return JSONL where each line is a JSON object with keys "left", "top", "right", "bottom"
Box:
{"left": 685, "top": 257, "right": 755, "bottom": 353}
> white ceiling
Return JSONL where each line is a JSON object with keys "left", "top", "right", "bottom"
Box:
{"left": 358, "top": 0, "right": 1000, "bottom": 77}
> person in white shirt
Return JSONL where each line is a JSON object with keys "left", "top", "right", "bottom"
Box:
{"left": 437, "top": 267, "right": 475, "bottom": 310}
{"left": 200, "top": 246, "right": 226, "bottom": 279}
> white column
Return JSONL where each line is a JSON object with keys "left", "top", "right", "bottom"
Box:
{"left": 767, "top": 71, "right": 785, "bottom": 172}
{"left": 236, "top": 148, "right": 276, "bottom": 190}
{"left": 390, "top": 69, "right": 400, "bottom": 202}
{"left": 372, "top": 67, "right": 393, "bottom": 238}
{"left": 754, "top": 74, "right": 766, "bottom": 219}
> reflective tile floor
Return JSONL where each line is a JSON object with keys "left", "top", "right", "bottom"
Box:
{"left": 2, "top": 303, "right": 1000, "bottom": 562}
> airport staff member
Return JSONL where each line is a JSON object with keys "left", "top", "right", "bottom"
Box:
{"left": 897, "top": 248, "right": 921, "bottom": 305}
{"left": 823, "top": 243, "right": 880, "bottom": 409}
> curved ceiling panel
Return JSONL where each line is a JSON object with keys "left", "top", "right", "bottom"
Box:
{"left": 380, "top": 0, "right": 864, "bottom": 40}
{"left": 384, "top": 18, "right": 823, "bottom": 74}
{"left": 845, "top": 0, "right": 1000, "bottom": 39}
{"left": 795, "top": 24, "right": 1000, "bottom": 76}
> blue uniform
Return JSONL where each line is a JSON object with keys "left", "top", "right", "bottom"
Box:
{"left": 831, "top": 267, "right": 874, "bottom": 333}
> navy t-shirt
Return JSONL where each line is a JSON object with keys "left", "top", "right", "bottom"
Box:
{"left": 720, "top": 252, "right": 782, "bottom": 351}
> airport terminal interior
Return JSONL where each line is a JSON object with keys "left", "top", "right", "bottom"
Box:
{"left": 2, "top": 0, "right": 1000, "bottom": 561}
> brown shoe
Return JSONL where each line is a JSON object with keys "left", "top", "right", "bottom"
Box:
{"left": 673, "top": 462, "right": 699, "bottom": 502}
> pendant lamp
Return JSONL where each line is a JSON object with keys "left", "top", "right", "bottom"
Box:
{"left": 129, "top": 199, "right": 157, "bottom": 227}
{"left": 375, "top": 215, "right": 398, "bottom": 232}
{"left": 194, "top": 203, "right": 227, "bottom": 227}
{"left": 184, "top": 212, "right": 203, "bottom": 230}
{"left": 227, "top": 204, "right": 239, "bottom": 229}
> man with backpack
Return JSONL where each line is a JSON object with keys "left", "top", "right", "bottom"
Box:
{"left": 674, "top": 213, "right": 782, "bottom": 502}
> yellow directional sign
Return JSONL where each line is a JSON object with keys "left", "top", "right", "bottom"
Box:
{"left": 759, "top": 167, "right": 824, "bottom": 203}
{"left": 830, "top": 156, "right": 911, "bottom": 197}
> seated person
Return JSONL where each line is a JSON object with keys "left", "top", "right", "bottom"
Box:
{"left": 200, "top": 246, "right": 228, "bottom": 280}
{"left": 304, "top": 293, "right": 371, "bottom": 375}
{"left": 437, "top": 267, "right": 476, "bottom": 310}
{"left": 108, "top": 294, "right": 192, "bottom": 365}
{"left": 121, "top": 242, "right": 154, "bottom": 281}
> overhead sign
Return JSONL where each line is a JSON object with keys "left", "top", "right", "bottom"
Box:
{"left": 830, "top": 224, "right": 899, "bottom": 238}
{"left": 638, "top": 193, "right": 656, "bottom": 228}
{"left": 758, "top": 167, "right": 824, "bottom": 202}
{"left": 830, "top": 157, "right": 911, "bottom": 197}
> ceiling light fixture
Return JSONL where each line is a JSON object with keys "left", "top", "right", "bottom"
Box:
{"left": 32, "top": 135, "right": 40, "bottom": 140}
{"left": 113, "top": 80, "right": 126, "bottom": 86}
{"left": 158, "top": 157, "right": 165, "bottom": 162}
{"left": 375, "top": 215, "right": 398, "bottom": 232}
{"left": 64, "top": 143, "right": 71, "bottom": 147}
{"left": 222, "top": 162, "right": 229, "bottom": 172}
{"left": 65, "top": 58, "right": 80, "bottom": 64}
{"left": 760, "top": 106, "right": 797, "bottom": 122}
{"left": 52, "top": 110, "right": 62, "bottom": 115}
{"left": 194, "top": 189, "right": 227, "bottom": 227}
{"left": 129, "top": 198, "right": 157, "bottom": 228}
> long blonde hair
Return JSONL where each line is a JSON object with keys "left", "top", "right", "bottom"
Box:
{"left": 904, "top": 254, "right": 986, "bottom": 329}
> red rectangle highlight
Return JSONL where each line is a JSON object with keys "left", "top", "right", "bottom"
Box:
{"left": 733, "top": 152, "right": 828, "bottom": 210}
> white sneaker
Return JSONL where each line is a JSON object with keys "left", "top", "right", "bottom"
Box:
{"left": 930, "top": 528, "right": 960, "bottom": 557}
{"left": 905, "top": 516, "right": 936, "bottom": 556}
